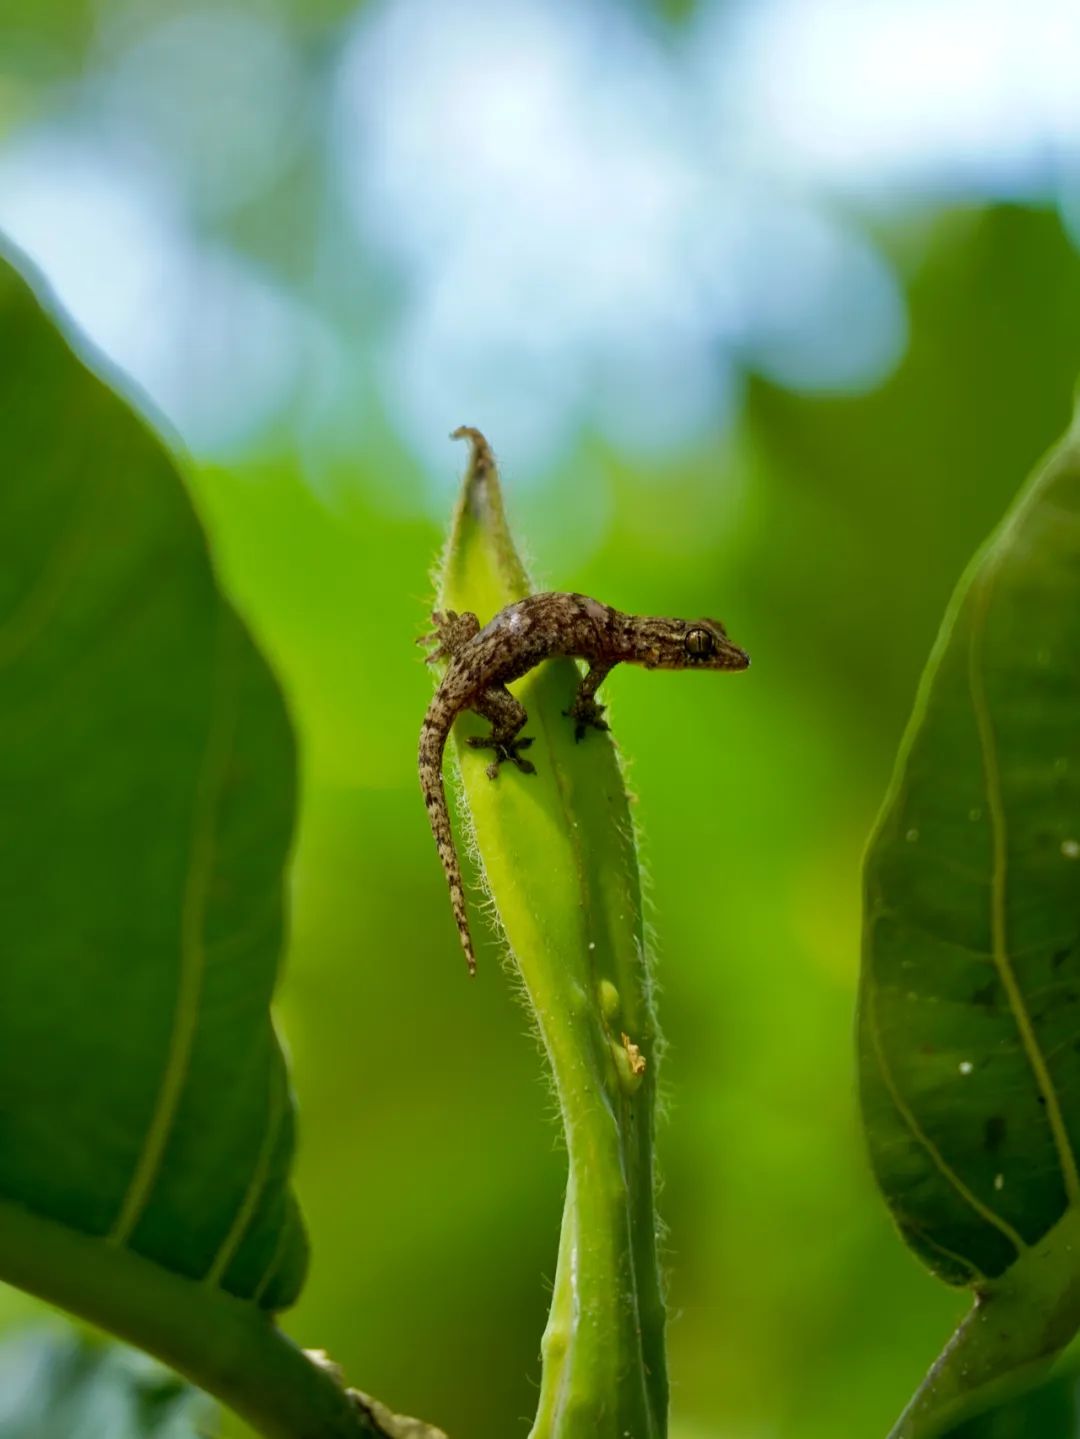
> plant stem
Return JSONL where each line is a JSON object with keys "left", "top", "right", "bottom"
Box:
{"left": 438, "top": 429, "right": 667, "bottom": 1438}
{"left": 524, "top": 909, "right": 665, "bottom": 1439}
{"left": 888, "top": 1205, "right": 1080, "bottom": 1439}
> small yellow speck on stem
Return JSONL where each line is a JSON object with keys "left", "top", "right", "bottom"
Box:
{"left": 621, "top": 1033, "right": 647, "bottom": 1078}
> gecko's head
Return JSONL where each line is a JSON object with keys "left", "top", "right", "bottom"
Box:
{"left": 643, "top": 617, "right": 750, "bottom": 672}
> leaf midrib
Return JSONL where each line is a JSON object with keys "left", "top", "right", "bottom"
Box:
{"left": 109, "top": 617, "right": 240, "bottom": 1246}
{"left": 967, "top": 558, "right": 1080, "bottom": 1206}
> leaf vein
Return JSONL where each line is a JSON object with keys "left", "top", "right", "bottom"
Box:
{"left": 967, "top": 566, "right": 1080, "bottom": 1204}
{"left": 203, "top": 1059, "right": 284, "bottom": 1290}
{"left": 251, "top": 1213, "right": 292, "bottom": 1307}
{"left": 109, "top": 617, "right": 240, "bottom": 1244}
{"left": 0, "top": 489, "right": 97, "bottom": 670}
{"left": 866, "top": 982, "right": 1026, "bottom": 1253}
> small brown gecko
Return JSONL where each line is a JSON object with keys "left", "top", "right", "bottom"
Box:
{"left": 419, "top": 594, "right": 750, "bottom": 972}
{"left": 419, "top": 448, "right": 750, "bottom": 975}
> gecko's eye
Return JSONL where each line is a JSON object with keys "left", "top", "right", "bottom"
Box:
{"left": 685, "top": 628, "right": 715, "bottom": 658}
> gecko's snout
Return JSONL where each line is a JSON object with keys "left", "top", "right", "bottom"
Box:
{"left": 684, "top": 622, "right": 750, "bottom": 671}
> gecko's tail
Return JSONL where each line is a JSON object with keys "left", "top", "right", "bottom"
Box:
{"left": 418, "top": 711, "right": 477, "bottom": 976}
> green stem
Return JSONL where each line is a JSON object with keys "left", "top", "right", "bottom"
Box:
{"left": 889, "top": 1206, "right": 1080, "bottom": 1439}
{"left": 533, "top": 1178, "right": 576, "bottom": 1432}
{"left": 0, "top": 1197, "right": 379, "bottom": 1439}
{"left": 524, "top": 937, "right": 664, "bottom": 1439}
{"left": 439, "top": 429, "right": 667, "bottom": 1438}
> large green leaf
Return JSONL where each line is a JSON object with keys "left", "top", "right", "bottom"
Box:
{"left": 860, "top": 407, "right": 1080, "bottom": 1435}
{"left": 0, "top": 240, "right": 304, "bottom": 1308}
{"left": 0, "top": 244, "right": 381, "bottom": 1439}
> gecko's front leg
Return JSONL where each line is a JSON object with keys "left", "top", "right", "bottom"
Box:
{"left": 466, "top": 686, "right": 535, "bottom": 779}
{"left": 417, "top": 608, "right": 481, "bottom": 664}
{"left": 565, "top": 661, "right": 614, "bottom": 741}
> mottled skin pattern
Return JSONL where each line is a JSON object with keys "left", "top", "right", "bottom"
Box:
{"left": 419, "top": 591, "right": 750, "bottom": 974}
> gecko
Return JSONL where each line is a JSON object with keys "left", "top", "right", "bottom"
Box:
{"left": 418, "top": 577, "right": 750, "bottom": 975}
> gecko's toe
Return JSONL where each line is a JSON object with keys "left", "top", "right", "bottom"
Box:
{"left": 564, "top": 699, "right": 608, "bottom": 741}
{"left": 575, "top": 718, "right": 609, "bottom": 741}
{"left": 471, "top": 733, "right": 537, "bottom": 777}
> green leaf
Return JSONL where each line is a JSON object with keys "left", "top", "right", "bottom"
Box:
{"left": 431, "top": 429, "right": 667, "bottom": 1438}
{"left": 860, "top": 406, "right": 1080, "bottom": 1436}
{"left": 0, "top": 1330, "right": 214, "bottom": 1439}
{"left": 0, "top": 238, "right": 303, "bottom": 1307}
{"left": 0, "top": 244, "right": 379, "bottom": 1438}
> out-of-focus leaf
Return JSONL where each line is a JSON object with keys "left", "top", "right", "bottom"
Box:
{"left": 0, "top": 1330, "right": 214, "bottom": 1439}
{"left": 860, "top": 405, "right": 1080, "bottom": 1436}
{"left": 746, "top": 208, "right": 1080, "bottom": 734}
{"left": 0, "top": 242, "right": 379, "bottom": 1439}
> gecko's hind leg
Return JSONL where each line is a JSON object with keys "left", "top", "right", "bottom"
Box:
{"left": 417, "top": 609, "right": 480, "bottom": 664}
{"left": 564, "top": 661, "right": 613, "bottom": 741}
{"left": 466, "top": 686, "right": 535, "bottom": 779}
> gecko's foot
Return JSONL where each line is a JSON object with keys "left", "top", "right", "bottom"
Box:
{"left": 467, "top": 733, "right": 536, "bottom": 778}
{"left": 564, "top": 697, "right": 608, "bottom": 742}
{"left": 417, "top": 609, "right": 480, "bottom": 664}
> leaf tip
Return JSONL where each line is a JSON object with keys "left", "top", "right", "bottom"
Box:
{"left": 450, "top": 423, "right": 493, "bottom": 463}
{"left": 442, "top": 426, "right": 532, "bottom": 606}
{"left": 450, "top": 424, "right": 501, "bottom": 514}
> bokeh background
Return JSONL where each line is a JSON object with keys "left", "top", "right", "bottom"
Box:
{"left": 3, "top": 2, "right": 1080, "bottom": 1436}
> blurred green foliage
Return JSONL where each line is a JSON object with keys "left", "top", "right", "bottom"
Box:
{"left": 4, "top": 2, "right": 1080, "bottom": 1433}
{"left": 171, "top": 207, "right": 1080, "bottom": 1439}
{"left": 0, "top": 1331, "right": 212, "bottom": 1439}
